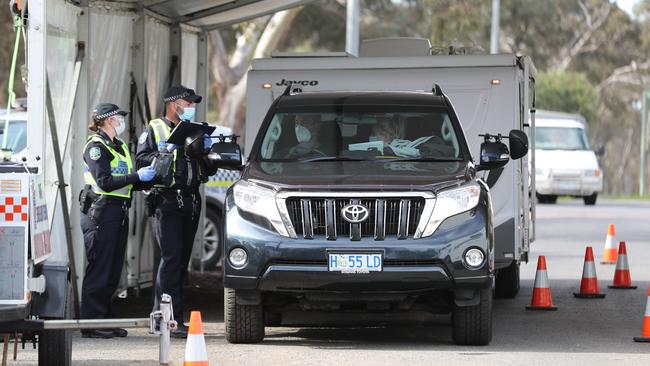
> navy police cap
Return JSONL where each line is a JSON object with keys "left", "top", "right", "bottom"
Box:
{"left": 93, "top": 103, "right": 128, "bottom": 121}
{"left": 163, "top": 85, "right": 202, "bottom": 103}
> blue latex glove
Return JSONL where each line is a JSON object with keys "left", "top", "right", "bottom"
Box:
{"left": 166, "top": 143, "right": 177, "bottom": 152}
{"left": 137, "top": 166, "right": 156, "bottom": 182}
{"left": 203, "top": 135, "right": 212, "bottom": 149}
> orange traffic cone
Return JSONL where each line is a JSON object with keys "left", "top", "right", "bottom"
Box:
{"left": 526, "top": 256, "right": 557, "bottom": 311}
{"left": 184, "top": 311, "right": 209, "bottom": 366}
{"left": 608, "top": 241, "right": 637, "bottom": 289}
{"left": 601, "top": 224, "right": 617, "bottom": 264}
{"left": 633, "top": 286, "right": 650, "bottom": 343}
{"left": 573, "top": 246, "right": 606, "bottom": 298}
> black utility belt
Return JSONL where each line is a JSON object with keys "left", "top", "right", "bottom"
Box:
{"left": 153, "top": 188, "right": 200, "bottom": 197}
{"left": 97, "top": 195, "right": 131, "bottom": 208}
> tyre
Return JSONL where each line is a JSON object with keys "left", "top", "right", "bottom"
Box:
{"left": 452, "top": 287, "right": 492, "bottom": 346}
{"left": 583, "top": 193, "right": 597, "bottom": 206}
{"left": 536, "top": 194, "right": 557, "bottom": 204}
{"left": 224, "top": 288, "right": 265, "bottom": 343}
{"left": 39, "top": 282, "right": 72, "bottom": 366}
{"left": 494, "top": 261, "right": 520, "bottom": 298}
{"left": 201, "top": 206, "right": 223, "bottom": 269}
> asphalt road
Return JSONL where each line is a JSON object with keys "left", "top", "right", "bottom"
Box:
{"left": 8, "top": 199, "right": 650, "bottom": 365}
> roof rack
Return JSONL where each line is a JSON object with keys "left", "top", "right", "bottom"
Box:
{"left": 281, "top": 84, "right": 303, "bottom": 96}
{"left": 432, "top": 84, "right": 444, "bottom": 96}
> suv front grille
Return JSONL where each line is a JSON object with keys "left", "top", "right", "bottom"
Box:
{"left": 286, "top": 197, "right": 425, "bottom": 241}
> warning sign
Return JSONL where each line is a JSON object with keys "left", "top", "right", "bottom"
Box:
{"left": 30, "top": 174, "right": 51, "bottom": 264}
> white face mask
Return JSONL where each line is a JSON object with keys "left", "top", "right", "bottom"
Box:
{"left": 114, "top": 115, "right": 126, "bottom": 136}
{"left": 295, "top": 124, "right": 311, "bottom": 143}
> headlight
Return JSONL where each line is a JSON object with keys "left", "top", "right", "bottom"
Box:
{"left": 464, "top": 248, "right": 485, "bottom": 269}
{"left": 584, "top": 169, "right": 601, "bottom": 177}
{"left": 233, "top": 180, "right": 290, "bottom": 237}
{"left": 419, "top": 183, "right": 481, "bottom": 238}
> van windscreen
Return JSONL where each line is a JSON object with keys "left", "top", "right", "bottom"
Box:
{"left": 257, "top": 105, "right": 464, "bottom": 162}
{"left": 536, "top": 126, "right": 590, "bottom": 151}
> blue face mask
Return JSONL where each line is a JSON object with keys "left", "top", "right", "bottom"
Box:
{"left": 177, "top": 104, "right": 196, "bottom": 122}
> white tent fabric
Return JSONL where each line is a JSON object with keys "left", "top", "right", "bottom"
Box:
{"left": 88, "top": 8, "right": 136, "bottom": 111}
{"left": 145, "top": 15, "right": 172, "bottom": 118}
{"left": 44, "top": 0, "right": 81, "bottom": 262}
{"left": 181, "top": 29, "right": 200, "bottom": 90}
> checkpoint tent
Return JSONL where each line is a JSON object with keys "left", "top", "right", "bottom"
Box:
{"left": 27, "top": 0, "right": 310, "bottom": 296}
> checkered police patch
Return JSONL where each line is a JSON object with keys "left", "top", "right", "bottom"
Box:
{"left": 138, "top": 131, "right": 148, "bottom": 145}
{"left": 89, "top": 147, "right": 101, "bottom": 161}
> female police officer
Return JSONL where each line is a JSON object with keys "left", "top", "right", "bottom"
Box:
{"left": 79, "top": 103, "right": 156, "bottom": 339}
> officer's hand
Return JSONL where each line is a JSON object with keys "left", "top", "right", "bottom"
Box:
{"left": 203, "top": 135, "right": 212, "bottom": 150}
{"left": 166, "top": 143, "right": 177, "bottom": 152}
{"left": 137, "top": 166, "right": 156, "bottom": 182}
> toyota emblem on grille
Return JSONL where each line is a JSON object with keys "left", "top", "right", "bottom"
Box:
{"left": 341, "top": 204, "right": 370, "bottom": 224}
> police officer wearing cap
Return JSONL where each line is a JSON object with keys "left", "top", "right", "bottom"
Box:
{"left": 135, "top": 86, "right": 214, "bottom": 338}
{"left": 80, "top": 103, "right": 156, "bottom": 339}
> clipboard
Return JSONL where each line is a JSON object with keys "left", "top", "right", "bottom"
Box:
{"left": 166, "top": 122, "right": 217, "bottom": 145}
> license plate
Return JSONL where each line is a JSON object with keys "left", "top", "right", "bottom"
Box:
{"left": 328, "top": 253, "right": 382, "bottom": 273}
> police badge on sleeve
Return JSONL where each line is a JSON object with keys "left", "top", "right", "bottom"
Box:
{"left": 89, "top": 147, "right": 101, "bottom": 160}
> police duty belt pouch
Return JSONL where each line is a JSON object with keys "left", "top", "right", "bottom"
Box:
{"left": 152, "top": 153, "right": 174, "bottom": 187}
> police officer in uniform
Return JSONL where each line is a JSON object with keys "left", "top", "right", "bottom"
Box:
{"left": 136, "top": 86, "right": 214, "bottom": 338}
{"left": 80, "top": 103, "right": 156, "bottom": 339}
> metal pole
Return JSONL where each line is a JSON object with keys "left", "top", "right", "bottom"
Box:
{"left": 155, "top": 294, "right": 176, "bottom": 366}
{"left": 346, "top": 0, "right": 359, "bottom": 56}
{"left": 490, "top": 0, "right": 500, "bottom": 54}
{"left": 641, "top": 89, "right": 649, "bottom": 196}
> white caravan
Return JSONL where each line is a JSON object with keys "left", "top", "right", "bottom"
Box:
{"left": 245, "top": 38, "right": 537, "bottom": 297}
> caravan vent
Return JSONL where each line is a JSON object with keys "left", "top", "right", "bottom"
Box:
{"left": 359, "top": 38, "right": 431, "bottom": 57}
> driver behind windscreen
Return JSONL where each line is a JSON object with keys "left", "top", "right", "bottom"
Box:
{"left": 288, "top": 114, "right": 324, "bottom": 157}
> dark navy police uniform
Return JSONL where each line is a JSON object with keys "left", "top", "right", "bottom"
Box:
{"left": 135, "top": 86, "right": 213, "bottom": 330}
{"left": 81, "top": 132, "right": 137, "bottom": 319}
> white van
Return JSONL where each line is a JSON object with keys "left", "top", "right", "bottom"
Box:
{"left": 534, "top": 110, "right": 603, "bottom": 205}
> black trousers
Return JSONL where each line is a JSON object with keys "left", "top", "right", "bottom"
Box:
{"left": 153, "top": 191, "right": 201, "bottom": 323}
{"left": 80, "top": 203, "right": 128, "bottom": 319}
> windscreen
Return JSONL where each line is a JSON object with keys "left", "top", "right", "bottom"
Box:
{"left": 0, "top": 119, "right": 27, "bottom": 155}
{"left": 536, "top": 126, "right": 590, "bottom": 151}
{"left": 258, "top": 106, "right": 463, "bottom": 161}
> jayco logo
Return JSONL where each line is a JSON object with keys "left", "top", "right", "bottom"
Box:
{"left": 276, "top": 78, "right": 319, "bottom": 86}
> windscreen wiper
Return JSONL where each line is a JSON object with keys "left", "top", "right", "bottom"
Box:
{"left": 300, "top": 156, "right": 366, "bottom": 162}
{"left": 384, "top": 157, "right": 464, "bottom": 162}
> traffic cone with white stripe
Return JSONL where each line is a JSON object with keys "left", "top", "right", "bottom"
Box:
{"left": 184, "top": 311, "right": 208, "bottom": 366}
{"left": 633, "top": 286, "right": 650, "bottom": 343}
{"left": 601, "top": 224, "right": 618, "bottom": 264}
{"left": 526, "top": 256, "right": 557, "bottom": 311}
{"left": 608, "top": 241, "right": 637, "bottom": 289}
{"left": 573, "top": 246, "right": 606, "bottom": 298}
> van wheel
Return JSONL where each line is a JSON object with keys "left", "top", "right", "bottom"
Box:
{"left": 494, "top": 262, "right": 520, "bottom": 298}
{"left": 583, "top": 194, "right": 597, "bottom": 206}
{"left": 452, "top": 287, "right": 492, "bottom": 346}
{"left": 224, "top": 288, "right": 265, "bottom": 344}
{"left": 537, "top": 194, "right": 557, "bottom": 204}
{"left": 39, "top": 282, "right": 72, "bottom": 366}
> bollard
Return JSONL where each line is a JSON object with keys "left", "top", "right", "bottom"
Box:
{"left": 150, "top": 293, "right": 178, "bottom": 366}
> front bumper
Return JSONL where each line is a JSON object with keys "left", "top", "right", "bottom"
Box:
{"left": 536, "top": 175, "right": 602, "bottom": 196}
{"left": 223, "top": 195, "right": 493, "bottom": 294}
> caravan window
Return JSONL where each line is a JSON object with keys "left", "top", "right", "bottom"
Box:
{"left": 257, "top": 105, "right": 463, "bottom": 161}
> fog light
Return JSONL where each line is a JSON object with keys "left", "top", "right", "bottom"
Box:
{"left": 229, "top": 248, "right": 248, "bottom": 269}
{"left": 464, "top": 248, "right": 485, "bottom": 268}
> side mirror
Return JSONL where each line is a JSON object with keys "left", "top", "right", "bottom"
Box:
{"left": 596, "top": 144, "right": 605, "bottom": 157}
{"left": 508, "top": 129, "right": 528, "bottom": 160}
{"left": 477, "top": 140, "right": 510, "bottom": 171}
{"left": 206, "top": 142, "right": 243, "bottom": 170}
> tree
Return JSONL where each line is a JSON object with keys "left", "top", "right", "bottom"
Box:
{"left": 536, "top": 71, "right": 598, "bottom": 123}
{"left": 0, "top": 5, "right": 25, "bottom": 106}
{"left": 209, "top": 8, "right": 302, "bottom": 142}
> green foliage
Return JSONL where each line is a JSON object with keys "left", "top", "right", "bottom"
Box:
{"left": 536, "top": 72, "right": 597, "bottom": 123}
